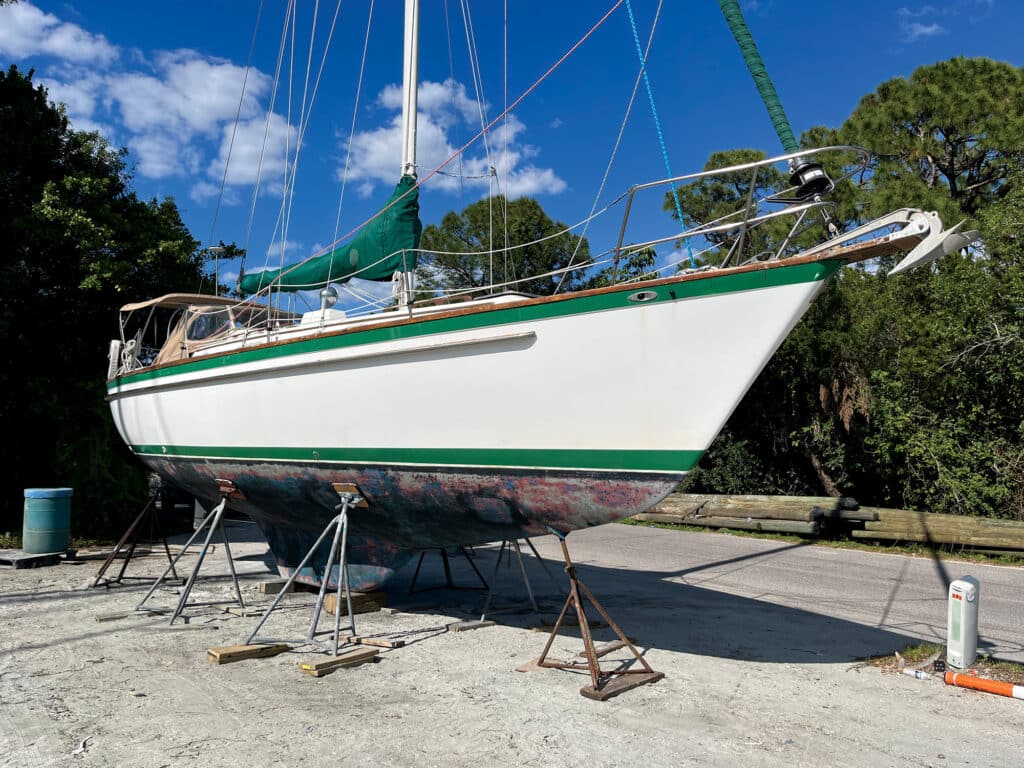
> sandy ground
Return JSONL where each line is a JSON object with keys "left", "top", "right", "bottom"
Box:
{"left": 1, "top": 522, "right": 1022, "bottom": 768}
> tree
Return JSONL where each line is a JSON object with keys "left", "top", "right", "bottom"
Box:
{"left": 582, "top": 246, "right": 659, "bottom": 290}
{"left": 841, "top": 57, "right": 1024, "bottom": 221}
{"left": 681, "top": 58, "right": 1024, "bottom": 519}
{"left": 663, "top": 145, "right": 863, "bottom": 268}
{"left": 416, "top": 196, "right": 589, "bottom": 296}
{"left": 0, "top": 66, "right": 209, "bottom": 534}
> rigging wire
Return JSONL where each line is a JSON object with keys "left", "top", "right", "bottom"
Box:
{"left": 624, "top": 0, "right": 694, "bottom": 269}
{"left": 278, "top": 0, "right": 322, "bottom": 294}
{"left": 554, "top": 0, "right": 663, "bottom": 294}
{"left": 204, "top": 0, "right": 265, "bottom": 295}
{"left": 265, "top": 0, "right": 626, "bottom": 293}
{"left": 273, "top": 0, "right": 298, "bottom": 317}
{"left": 457, "top": 0, "right": 497, "bottom": 290}
{"left": 246, "top": 0, "right": 345, "bottom": 300}
{"left": 240, "top": 0, "right": 294, "bottom": 286}
{"left": 330, "top": 0, "right": 376, "bottom": 290}
{"left": 442, "top": 0, "right": 466, "bottom": 208}
{"left": 502, "top": 0, "right": 510, "bottom": 276}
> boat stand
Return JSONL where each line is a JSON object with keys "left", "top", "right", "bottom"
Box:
{"left": 136, "top": 479, "right": 245, "bottom": 624}
{"left": 408, "top": 546, "right": 489, "bottom": 593}
{"left": 92, "top": 484, "right": 181, "bottom": 589}
{"left": 475, "top": 536, "right": 566, "bottom": 621}
{"left": 520, "top": 527, "right": 664, "bottom": 701}
{"left": 245, "top": 483, "right": 365, "bottom": 656}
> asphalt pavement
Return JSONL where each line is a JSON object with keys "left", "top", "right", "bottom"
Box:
{"left": 518, "top": 524, "right": 1024, "bottom": 663}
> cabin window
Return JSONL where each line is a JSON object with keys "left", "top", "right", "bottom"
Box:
{"left": 186, "top": 307, "right": 233, "bottom": 341}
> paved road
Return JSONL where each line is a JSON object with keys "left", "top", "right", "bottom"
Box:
{"left": 514, "top": 524, "right": 1024, "bottom": 663}
{"left": 161, "top": 519, "right": 1024, "bottom": 663}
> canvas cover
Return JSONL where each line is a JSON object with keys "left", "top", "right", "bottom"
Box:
{"left": 239, "top": 176, "right": 422, "bottom": 295}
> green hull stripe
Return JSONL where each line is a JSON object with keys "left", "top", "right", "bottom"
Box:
{"left": 111, "top": 260, "right": 839, "bottom": 389}
{"left": 131, "top": 445, "right": 702, "bottom": 473}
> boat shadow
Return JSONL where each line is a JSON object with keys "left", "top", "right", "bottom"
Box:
{"left": 385, "top": 544, "right": 927, "bottom": 665}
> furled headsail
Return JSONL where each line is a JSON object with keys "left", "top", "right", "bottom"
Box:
{"left": 238, "top": 175, "right": 422, "bottom": 295}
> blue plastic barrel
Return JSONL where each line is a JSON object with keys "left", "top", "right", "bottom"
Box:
{"left": 23, "top": 488, "right": 73, "bottom": 554}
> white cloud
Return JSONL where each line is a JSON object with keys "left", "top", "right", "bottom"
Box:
{"left": 43, "top": 75, "right": 114, "bottom": 135}
{"left": 0, "top": 3, "right": 118, "bottom": 65}
{"left": 0, "top": 4, "right": 287, "bottom": 194}
{"left": 128, "top": 133, "right": 187, "bottom": 178}
{"left": 378, "top": 79, "right": 481, "bottom": 128}
{"left": 206, "top": 113, "right": 299, "bottom": 188}
{"left": 897, "top": 6, "right": 948, "bottom": 41}
{"left": 343, "top": 79, "right": 565, "bottom": 200}
{"left": 107, "top": 52, "right": 268, "bottom": 139}
{"left": 265, "top": 240, "right": 304, "bottom": 256}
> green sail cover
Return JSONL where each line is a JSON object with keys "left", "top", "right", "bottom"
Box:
{"left": 239, "top": 175, "right": 422, "bottom": 295}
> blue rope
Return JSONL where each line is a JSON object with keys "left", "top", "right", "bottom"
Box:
{"left": 624, "top": 0, "right": 694, "bottom": 268}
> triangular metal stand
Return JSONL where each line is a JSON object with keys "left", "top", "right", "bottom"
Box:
{"left": 478, "top": 536, "right": 567, "bottom": 621}
{"left": 523, "top": 527, "right": 664, "bottom": 701}
{"left": 136, "top": 479, "right": 245, "bottom": 625}
{"left": 245, "top": 483, "right": 365, "bottom": 656}
{"left": 408, "top": 546, "right": 489, "bottom": 593}
{"left": 92, "top": 483, "right": 181, "bottom": 588}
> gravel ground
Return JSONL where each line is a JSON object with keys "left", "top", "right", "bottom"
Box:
{"left": 1, "top": 522, "right": 1022, "bottom": 767}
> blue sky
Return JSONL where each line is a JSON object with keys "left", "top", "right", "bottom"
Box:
{"left": 1, "top": 0, "right": 1020, "bottom": 303}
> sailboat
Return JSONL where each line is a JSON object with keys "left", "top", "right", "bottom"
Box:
{"left": 106, "top": 1, "right": 976, "bottom": 590}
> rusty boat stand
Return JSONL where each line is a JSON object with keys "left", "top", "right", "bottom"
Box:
{"left": 135, "top": 479, "right": 246, "bottom": 624}
{"left": 245, "top": 483, "right": 369, "bottom": 657}
{"left": 519, "top": 527, "right": 664, "bottom": 701}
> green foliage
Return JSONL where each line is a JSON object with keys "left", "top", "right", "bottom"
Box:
{"left": 840, "top": 57, "right": 1024, "bottom": 220}
{"left": 0, "top": 66, "right": 209, "bottom": 535}
{"left": 581, "top": 246, "right": 658, "bottom": 289}
{"left": 664, "top": 148, "right": 789, "bottom": 265}
{"left": 416, "top": 195, "right": 589, "bottom": 296}
{"left": 687, "top": 57, "right": 1024, "bottom": 519}
{"left": 663, "top": 143, "right": 864, "bottom": 268}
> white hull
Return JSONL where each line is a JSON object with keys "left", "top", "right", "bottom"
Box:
{"left": 107, "top": 260, "right": 837, "bottom": 588}
{"left": 109, "top": 265, "right": 831, "bottom": 472}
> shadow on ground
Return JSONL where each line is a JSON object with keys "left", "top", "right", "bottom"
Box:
{"left": 382, "top": 543, "right": 923, "bottom": 665}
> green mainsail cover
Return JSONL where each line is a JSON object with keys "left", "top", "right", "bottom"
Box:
{"left": 239, "top": 175, "right": 422, "bottom": 295}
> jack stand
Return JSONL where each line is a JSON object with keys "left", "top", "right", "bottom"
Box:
{"left": 92, "top": 482, "right": 180, "bottom": 588}
{"left": 521, "top": 527, "right": 664, "bottom": 701}
{"left": 246, "top": 483, "right": 366, "bottom": 656}
{"left": 136, "top": 479, "right": 245, "bottom": 624}
{"left": 481, "top": 539, "right": 539, "bottom": 617}
{"left": 476, "top": 535, "right": 567, "bottom": 621}
{"left": 408, "top": 546, "right": 489, "bottom": 593}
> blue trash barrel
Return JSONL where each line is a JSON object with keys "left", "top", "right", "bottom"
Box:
{"left": 23, "top": 488, "right": 73, "bottom": 554}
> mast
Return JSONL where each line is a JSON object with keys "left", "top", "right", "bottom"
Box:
{"left": 401, "top": 0, "right": 420, "bottom": 178}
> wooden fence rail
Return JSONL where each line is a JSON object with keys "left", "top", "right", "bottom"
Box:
{"left": 631, "top": 494, "right": 1024, "bottom": 554}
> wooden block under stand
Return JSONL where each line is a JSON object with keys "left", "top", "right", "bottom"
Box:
{"left": 207, "top": 643, "right": 291, "bottom": 665}
{"left": 580, "top": 671, "right": 665, "bottom": 701}
{"left": 257, "top": 579, "right": 294, "bottom": 595}
{"left": 299, "top": 647, "right": 379, "bottom": 677}
{"left": 323, "top": 591, "right": 388, "bottom": 616}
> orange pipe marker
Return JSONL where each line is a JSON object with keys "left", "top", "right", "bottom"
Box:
{"left": 945, "top": 670, "right": 1024, "bottom": 700}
